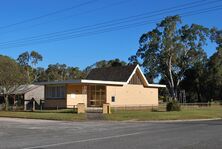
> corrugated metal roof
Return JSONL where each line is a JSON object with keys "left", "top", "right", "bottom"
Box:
{"left": 10, "top": 85, "right": 42, "bottom": 94}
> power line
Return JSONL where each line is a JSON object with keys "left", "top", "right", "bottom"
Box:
{"left": 0, "top": 0, "right": 133, "bottom": 34}
{"left": 0, "top": 6, "right": 221, "bottom": 48}
{"left": 0, "top": 0, "right": 208, "bottom": 34}
{"left": 0, "top": 1, "right": 222, "bottom": 49}
{"left": 0, "top": 0, "right": 219, "bottom": 44}
{"left": 0, "top": 0, "right": 220, "bottom": 46}
{"left": 1, "top": 6, "right": 222, "bottom": 49}
{"left": 0, "top": 0, "right": 98, "bottom": 30}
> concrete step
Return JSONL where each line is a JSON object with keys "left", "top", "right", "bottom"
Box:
{"left": 86, "top": 107, "right": 103, "bottom": 113}
{"left": 86, "top": 113, "right": 106, "bottom": 120}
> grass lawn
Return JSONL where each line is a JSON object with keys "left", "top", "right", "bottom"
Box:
{"left": 0, "top": 109, "right": 86, "bottom": 121}
{"left": 0, "top": 106, "right": 221, "bottom": 121}
{"left": 104, "top": 106, "right": 222, "bottom": 121}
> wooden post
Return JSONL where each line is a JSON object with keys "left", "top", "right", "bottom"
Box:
{"left": 32, "top": 100, "right": 35, "bottom": 111}
{"left": 24, "top": 100, "right": 28, "bottom": 111}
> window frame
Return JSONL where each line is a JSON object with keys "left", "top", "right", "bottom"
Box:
{"left": 46, "top": 85, "right": 66, "bottom": 99}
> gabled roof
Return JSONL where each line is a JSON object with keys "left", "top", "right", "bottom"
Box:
{"left": 86, "top": 65, "right": 137, "bottom": 82}
{"left": 86, "top": 65, "right": 165, "bottom": 88}
{"left": 37, "top": 65, "right": 166, "bottom": 88}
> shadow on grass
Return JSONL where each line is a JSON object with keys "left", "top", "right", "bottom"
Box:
{"left": 31, "top": 109, "right": 77, "bottom": 114}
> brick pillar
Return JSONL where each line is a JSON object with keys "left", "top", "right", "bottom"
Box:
{"left": 77, "top": 103, "right": 85, "bottom": 114}
{"left": 103, "top": 103, "right": 111, "bottom": 114}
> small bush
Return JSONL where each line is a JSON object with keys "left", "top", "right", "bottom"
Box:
{"left": 166, "top": 100, "right": 181, "bottom": 111}
{"left": 0, "top": 103, "right": 6, "bottom": 111}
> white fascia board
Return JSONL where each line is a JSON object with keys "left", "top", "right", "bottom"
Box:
{"left": 148, "top": 84, "right": 166, "bottom": 88}
{"left": 126, "top": 65, "right": 138, "bottom": 83}
{"left": 36, "top": 79, "right": 125, "bottom": 85}
{"left": 126, "top": 65, "right": 166, "bottom": 88}
{"left": 126, "top": 65, "right": 149, "bottom": 86}
{"left": 81, "top": 79, "right": 126, "bottom": 85}
{"left": 136, "top": 65, "right": 150, "bottom": 86}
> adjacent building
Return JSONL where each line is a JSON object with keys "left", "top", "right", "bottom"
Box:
{"left": 0, "top": 85, "right": 44, "bottom": 110}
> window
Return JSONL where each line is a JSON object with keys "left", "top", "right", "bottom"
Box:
{"left": 46, "top": 85, "right": 65, "bottom": 98}
{"left": 111, "top": 96, "right": 115, "bottom": 102}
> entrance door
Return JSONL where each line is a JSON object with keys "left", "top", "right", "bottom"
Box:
{"left": 87, "top": 85, "right": 106, "bottom": 107}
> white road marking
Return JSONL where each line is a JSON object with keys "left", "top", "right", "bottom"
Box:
{"left": 23, "top": 131, "right": 145, "bottom": 149}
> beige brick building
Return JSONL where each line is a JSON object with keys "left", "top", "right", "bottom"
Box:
{"left": 40, "top": 65, "right": 165, "bottom": 109}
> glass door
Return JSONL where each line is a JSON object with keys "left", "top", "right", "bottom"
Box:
{"left": 87, "top": 85, "right": 106, "bottom": 107}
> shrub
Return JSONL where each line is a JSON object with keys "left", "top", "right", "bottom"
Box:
{"left": 166, "top": 100, "right": 181, "bottom": 111}
{"left": 0, "top": 103, "right": 6, "bottom": 111}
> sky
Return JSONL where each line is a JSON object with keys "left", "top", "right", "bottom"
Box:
{"left": 0, "top": 0, "right": 221, "bottom": 70}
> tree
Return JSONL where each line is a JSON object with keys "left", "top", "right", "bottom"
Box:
{"left": 66, "top": 67, "right": 83, "bottom": 79}
{"left": 35, "top": 67, "right": 47, "bottom": 82}
{"left": 206, "top": 48, "right": 222, "bottom": 101}
{"left": 130, "top": 15, "right": 210, "bottom": 100}
{"left": 83, "top": 59, "right": 126, "bottom": 76}
{"left": 180, "top": 60, "right": 208, "bottom": 102}
{"left": 0, "top": 55, "right": 26, "bottom": 110}
{"left": 45, "top": 63, "right": 66, "bottom": 81}
{"left": 44, "top": 63, "right": 84, "bottom": 81}
{"left": 107, "top": 59, "right": 127, "bottom": 67}
{"left": 30, "top": 51, "right": 43, "bottom": 67}
{"left": 205, "top": 28, "right": 222, "bottom": 101}
{"left": 17, "top": 51, "right": 43, "bottom": 83}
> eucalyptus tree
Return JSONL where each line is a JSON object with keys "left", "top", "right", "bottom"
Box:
{"left": 130, "top": 15, "right": 210, "bottom": 100}
{"left": 17, "top": 51, "right": 43, "bottom": 83}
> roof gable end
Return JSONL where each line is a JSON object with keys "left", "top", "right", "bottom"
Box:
{"left": 126, "top": 65, "right": 149, "bottom": 86}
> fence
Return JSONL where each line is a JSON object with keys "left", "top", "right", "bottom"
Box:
{"left": 0, "top": 102, "right": 221, "bottom": 112}
{"left": 0, "top": 104, "right": 24, "bottom": 111}
{"left": 179, "top": 102, "right": 222, "bottom": 110}
{"left": 111, "top": 102, "right": 222, "bottom": 112}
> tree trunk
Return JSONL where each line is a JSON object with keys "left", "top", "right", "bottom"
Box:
{"left": 168, "top": 55, "right": 177, "bottom": 100}
{"left": 27, "top": 70, "right": 30, "bottom": 83}
{"left": 196, "top": 85, "right": 201, "bottom": 102}
{"left": 4, "top": 94, "right": 9, "bottom": 111}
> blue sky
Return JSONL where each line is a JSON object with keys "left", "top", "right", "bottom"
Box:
{"left": 0, "top": 0, "right": 221, "bottom": 69}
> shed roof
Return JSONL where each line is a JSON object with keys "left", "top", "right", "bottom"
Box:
{"left": 11, "top": 85, "right": 42, "bottom": 94}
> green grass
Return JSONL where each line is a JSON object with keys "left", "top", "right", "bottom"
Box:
{"left": 0, "top": 110, "right": 85, "bottom": 121}
{"left": 104, "top": 106, "right": 222, "bottom": 121}
{"left": 0, "top": 106, "right": 221, "bottom": 121}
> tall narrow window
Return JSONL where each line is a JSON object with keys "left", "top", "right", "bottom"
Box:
{"left": 111, "top": 96, "right": 115, "bottom": 102}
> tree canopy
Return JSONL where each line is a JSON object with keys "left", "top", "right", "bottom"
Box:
{"left": 0, "top": 55, "right": 26, "bottom": 110}
{"left": 17, "top": 50, "right": 43, "bottom": 83}
{"left": 130, "top": 15, "right": 211, "bottom": 100}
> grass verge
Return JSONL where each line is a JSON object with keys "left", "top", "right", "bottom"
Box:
{"left": 0, "top": 106, "right": 221, "bottom": 121}
{"left": 0, "top": 110, "right": 85, "bottom": 121}
{"left": 104, "top": 106, "right": 222, "bottom": 121}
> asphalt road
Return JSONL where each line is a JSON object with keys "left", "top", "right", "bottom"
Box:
{"left": 0, "top": 118, "right": 221, "bottom": 149}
